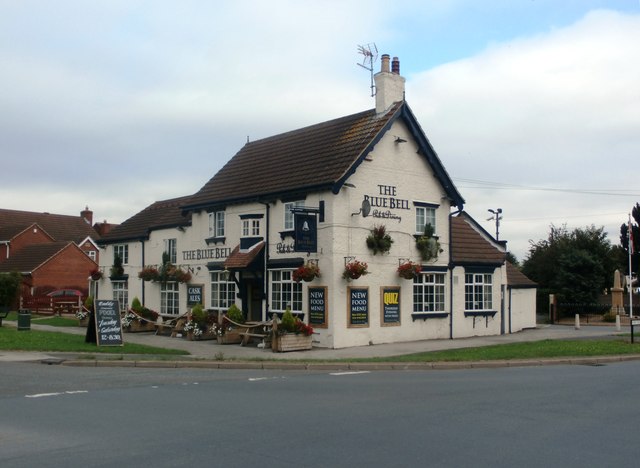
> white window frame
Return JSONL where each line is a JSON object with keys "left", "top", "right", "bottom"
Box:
{"left": 112, "top": 281, "right": 128, "bottom": 313}
{"left": 114, "top": 244, "right": 129, "bottom": 265}
{"left": 465, "top": 273, "right": 493, "bottom": 311}
{"left": 86, "top": 250, "right": 97, "bottom": 261}
{"left": 270, "top": 270, "right": 302, "bottom": 313}
{"left": 161, "top": 282, "right": 180, "bottom": 315}
{"left": 415, "top": 206, "right": 436, "bottom": 235}
{"left": 209, "top": 211, "right": 225, "bottom": 238}
{"left": 210, "top": 272, "right": 236, "bottom": 312}
{"left": 242, "top": 218, "right": 260, "bottom": 237}
{"left": 284, "top": 200, "right": 304, "bottom": 231}
{"left": 164, "top": 238, "right": 177, "bottom": 264}
{"left": 413, "top": 273, "right": 446, "bottom": 313}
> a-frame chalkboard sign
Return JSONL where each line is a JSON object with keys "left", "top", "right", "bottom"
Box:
{"left": 92, "top": 299, "right": 124, "bottom": 346}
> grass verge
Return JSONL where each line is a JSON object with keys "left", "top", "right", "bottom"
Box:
{"left": 0, "top": 326, "right": 188, "bottom": 355}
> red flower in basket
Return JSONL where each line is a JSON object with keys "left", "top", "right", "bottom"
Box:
{"left": 397, "top": 261, "right": 421, "bottom": 280}
{"left": 292, "top": 262, "right": 321, "bottom": 283}
{"left": 343, "top": 260, "right": 369, "bottom": 281}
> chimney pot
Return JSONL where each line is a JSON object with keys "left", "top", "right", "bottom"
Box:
{"left": 380, "top": 54, "right": 390, "bottom": 73}
{"left": 391, "top": 56, "right": 400, "bottom": 74}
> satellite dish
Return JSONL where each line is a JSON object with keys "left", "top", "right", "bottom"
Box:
{"left": 361, "top": 199, "right": 371, "bottom": 217}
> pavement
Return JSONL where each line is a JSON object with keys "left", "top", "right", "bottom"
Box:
{"left": 2, "top": 319, "right": 640, "bottom": 370}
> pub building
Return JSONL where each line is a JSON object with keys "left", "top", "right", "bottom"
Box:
{"left": 97, "top": 55, "right": 536, "bottom": 349}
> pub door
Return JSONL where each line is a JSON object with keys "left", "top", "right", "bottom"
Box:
{"left": 244, "top": 278, "right": 264, "bottom": 322}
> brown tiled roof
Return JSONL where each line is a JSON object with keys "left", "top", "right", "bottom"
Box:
{"left": 506, "top": 261, "right": 537, "bottom": 288}
{"left": 224, "top": 242, "right": 265, "bottom": 269}
{"left": 0, "top": 208, "right": 99, "bottom": 243}
{"left": 184, "top": 102, "right": 464, "bottom": 211}
{"left": 0, "top": 241, "right": 72, "bottom": 273}
{"left": 100, "top": 195, "right": 193, "bottom": 244}
{"left": 450, "top": 215, "right": 506, "bottom": 265}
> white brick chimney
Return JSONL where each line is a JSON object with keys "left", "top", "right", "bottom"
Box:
{"left": 374, "top": 55, "right": 405, "bottom": 114}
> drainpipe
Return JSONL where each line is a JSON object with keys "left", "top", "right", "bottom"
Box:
{"left": 261, "top": 202, "right": 270, "bottom": 321}
{"left": 141, "top": 239, "right": 145, "bottom": 305}
{"left": 448, "top": 208, "right": 462, "bottom": 340}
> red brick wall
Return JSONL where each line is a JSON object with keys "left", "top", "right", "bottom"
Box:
{"left": 31, "top": 245, "right": 97, "bottom": 293}
{"left": 10, "top": 227, "right": 53, "bottom": 254}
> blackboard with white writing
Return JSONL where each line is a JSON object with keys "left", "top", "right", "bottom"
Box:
{"left": 187, "top": 285, "right": 203, "bottom": 306}
{"left": 95, "top": 300, "right": 123, "bottom": 346}
{"left": 308, "top": 287, "right": 327, "bottom": 327}
{"left": 349, "top": 287, "right": 369, "bottom": 327}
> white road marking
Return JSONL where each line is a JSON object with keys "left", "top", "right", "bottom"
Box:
{"left": 329, "top": 371, "right": 371, "bottom": 376}
{"left": 25, "top": 390, "right": 88, "bottom": 398}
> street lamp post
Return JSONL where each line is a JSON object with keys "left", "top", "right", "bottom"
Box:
{"left": 487, "top": 208, "right": 503, "bottom": 241}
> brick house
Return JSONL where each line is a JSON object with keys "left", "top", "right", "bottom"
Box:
{"left": 0, "top": 207, "right": 106, "bottom": 302}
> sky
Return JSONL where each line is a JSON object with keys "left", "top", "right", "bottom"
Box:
{"left": 1, "top": 0, "right": 639, "bottom": 261}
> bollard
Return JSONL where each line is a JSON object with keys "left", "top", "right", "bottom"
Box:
{"left": 575, "top": 313, "right": 580, "bottom": 330}
{"left": 616, "top": 314, "right": 621, "bottom": 332}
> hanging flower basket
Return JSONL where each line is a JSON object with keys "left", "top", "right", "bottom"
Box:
{"left": 89, "top": 268, "right": 103, "bottom": 281}
{"left": 292, "top": 262, "right": 321, "bottom": 283}
{"left": 397, "top": 261, "right": 421, "bottom": 280}
{"left": 366, "top": 224, "right": 393, "bottom": 255}
{"left": 342, "top": 260, "right": 369, "bottom": 281}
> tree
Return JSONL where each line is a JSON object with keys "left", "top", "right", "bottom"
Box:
{"left": 522, "top": 224, "right": 622, "bottom": 309}
{"left": 619, "top": 202, "right": 639, "bottom": 276}
{"left": 0, "top": 272, "right": 21, "bottom": 309}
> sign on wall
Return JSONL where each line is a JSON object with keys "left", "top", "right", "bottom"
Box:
{"left": 187, "top": 285, "right": 204, "bottom": 306}
{"left": 348, "top": 287, "right": 369, "bottom": 327}
{"left": 308, "top": 286, "right": 328, "bottom": 328}
{"left": 381, "top": 287, "right": 401, "bottom": 326}
{"left": 94, "top": 300, "right": 123, "bottom": 346}
{"left": 294, "top": 213, "right": 317, "bottom": 253}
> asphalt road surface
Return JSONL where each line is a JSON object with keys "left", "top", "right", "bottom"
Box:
{"left": 1, "top": 361, "right": 639, "bottom": 467}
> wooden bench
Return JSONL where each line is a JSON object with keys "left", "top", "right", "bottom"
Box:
{"left": 0, "top": 307, "right": 10, "bottom": 327}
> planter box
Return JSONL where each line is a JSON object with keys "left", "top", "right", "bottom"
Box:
{"left": 78, "top": 317, "right": 89, "bottom": 328}
{"left": 217, "top": 331, "right": 243, "bottom": 344}
{"left": 273, "top": 334, "right": 313, "bottom": 353}
{"left": 124, "top": 320, "right": 156, "bottom": 333}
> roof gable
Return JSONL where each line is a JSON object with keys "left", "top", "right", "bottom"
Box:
{"left": 0, "top": 208, "right": 101, "bottom": 244}
{"left": 183, "top": 101, "right": 464, "bottom": 211}
{"left": 450, "top": 213, "right": 506, "bottom": 265}
{"left": 0, "top": 241, "right": 72, "bottom": 273}
{"left": 100, "top": 195, "right": 193, "bottom": 244}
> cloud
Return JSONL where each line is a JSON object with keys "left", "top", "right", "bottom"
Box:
{"left": 408, "top": 10, "right": 640, "bottom": 259}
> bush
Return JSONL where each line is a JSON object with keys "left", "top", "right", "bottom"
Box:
{"left": 84, "top": 295, "right": 94, "bottom": 310}
{"left": 0, "top": 272, "right": 21, "bottom": 308}
{"left": 281, "top": 307, "right": 296, "bottom": 333}
{"left": 227, "top": 304, "right": 244, "bottom": 323}
{"left": 602, "top": 312, "right": 617, "bottom": 323}
{"left": 131, "top": 297, "right": 143, "bottom": 312}
{"left": 191, "top": 303, "right": 208, "bottom": 326}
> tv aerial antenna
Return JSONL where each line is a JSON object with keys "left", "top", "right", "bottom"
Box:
{"left": 357, "top": 43, "right": 378, "bottom": 97}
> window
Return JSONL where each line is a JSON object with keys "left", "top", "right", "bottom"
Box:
{"left": 112, "top": 281, "right": 128, "bottom": 313}
{"left": 284, "top": 200, "right": 304, "bottom": 231}
{"left": 271, "top": 270, "right": 302, "bottom": 313}
{"left": 161, "top": 282, "right": 180, "bottom": 315}
{"left": 415, "top": 206, "right": 436, "bottom": 234}
{"left": 114, "top": 244, "right": 129, "bottom": 264}
{"left": 86, "top": 250, "right": 97, "bottom": 261}
{"left": 465, "top": 273, "right": 493, "bottom": 311}
{"left": 413, "top": 273, "right": 446, "bottom": 313}
{"left": 210, "top": 272, "right": 236, "bottom": 311}
{"left": 164, "top": 238, "right": 177, "bottom": 264}
{"left": 209, "top": 211, "right": 225, "bottom": 237}
{"left": 242, "top": 218, "right": 260, "bottom": 237}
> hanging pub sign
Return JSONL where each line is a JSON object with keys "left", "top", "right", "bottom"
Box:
{"left": 187, "top": 285, "right": 203, "bottom": 306}
{"left": 294, "top": 213, "right": 317, "bottom": 253}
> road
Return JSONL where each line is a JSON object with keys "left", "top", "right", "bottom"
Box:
{"left": 1, "top": 361, "right": 639, "bottom": 467}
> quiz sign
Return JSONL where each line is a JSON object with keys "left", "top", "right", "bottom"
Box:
{"left": 382, "top": 287, "right": 400, "bottom": 325}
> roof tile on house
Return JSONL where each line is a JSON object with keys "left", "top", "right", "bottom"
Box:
{"left": 184, "top": 103, "right": 408, "bottom": 209}
{"left": 450, "top": 215, "right": 506, "bottom": 265}
{"left": 506, "top": 261, "right": 537, "bottom": 288}
{"left": 0, "top": 241, "right": 72, "bottom": 273}
{"left": 224, "top": 242, "right": 265, "bottom": 269}
{"left": 100, "top": 195, "right": 193, "bottom": 243}
{"left": 0, "top": 209, "right": 99, "bottom": 243}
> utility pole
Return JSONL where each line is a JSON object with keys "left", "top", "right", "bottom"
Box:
{"left": 487, "top": 208, "right": 503, "bottom": 241}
